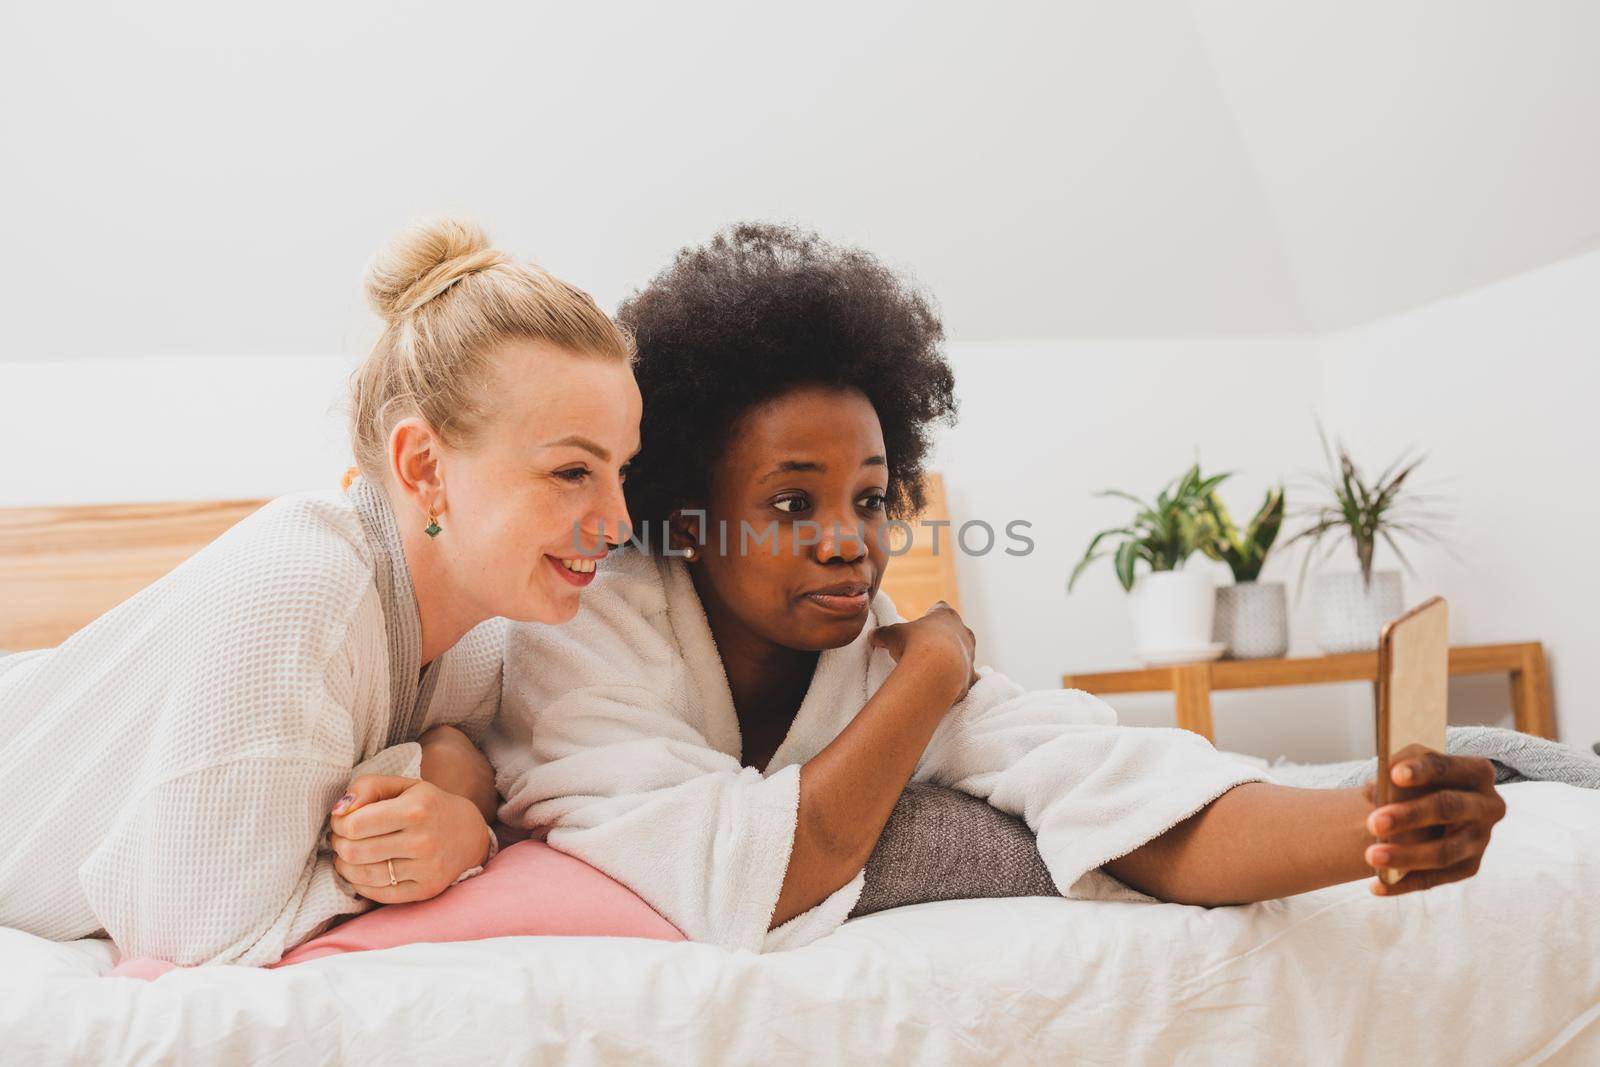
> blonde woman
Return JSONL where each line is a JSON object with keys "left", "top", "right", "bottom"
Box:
{"left": 0, "top": 219, "right": 641, "bottom": 966}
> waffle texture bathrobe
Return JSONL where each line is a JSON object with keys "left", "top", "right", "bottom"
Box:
{"left": 489, "top": 548, "right": 1271, "bottom": 953}
{"left": 0, "top": 476, "right": 503, "bottom": 966}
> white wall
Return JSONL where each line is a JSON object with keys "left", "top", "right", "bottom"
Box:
{"left": 931, "top": 252, "right": 1600, "bottom": 760}
{"left": 1190, "top": 0, "right": 1600, "bottom": 329}
{"left": 932, "top": 336, "right": 1369, "bottom": 762}
{"left": 3, "top": 355, "right": 357, "bottom": 506}
{"left": 1316, "top": 248, "right": 1600, "bottom": 752}
{"left": 929, "top": 251, "right": 1600, "bottom": 760}
{"left": 0, "top": 0, "right": 1310, "bottom": 349}
{"left": 5, "top": 2, "right": 1596, "bottom": 351}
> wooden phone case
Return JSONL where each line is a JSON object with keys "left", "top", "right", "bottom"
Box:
{"left": 1374, "top": 595, "right": 1449, "bottom": 884}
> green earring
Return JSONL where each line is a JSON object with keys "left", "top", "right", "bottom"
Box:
{"left": 425, "top": 510, "right": 442, "bottom": 538}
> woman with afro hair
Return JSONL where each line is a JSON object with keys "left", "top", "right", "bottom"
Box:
{"left": 485, "top": 225, "right": 1505, "bottom": 952}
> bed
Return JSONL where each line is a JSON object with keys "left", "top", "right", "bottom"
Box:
{"left": 2, "top": 781, "right": 1598, "bottom": 1064}
{"left": 3, "top": 500, "right": 1598, "bottom": 1065}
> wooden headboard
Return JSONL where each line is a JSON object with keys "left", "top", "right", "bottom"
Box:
{"left": 877, "top": 472, "right": 961, "bottom": 621}
{"left": 0, "top": 499, "right": 268, "bottom": 651}
{"left": 0, "top": 474, "right": 961, "bottom": 652}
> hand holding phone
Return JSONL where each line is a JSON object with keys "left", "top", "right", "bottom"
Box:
{"left": 1367, "top": 597, "right": 1506, "bottom": 893}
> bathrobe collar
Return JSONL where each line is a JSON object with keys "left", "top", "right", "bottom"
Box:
{"left": 653, "top": 553, "right": 896, "bottom": 774}
{"left": 347, "top": 474, "right": 441, "bottom": 747}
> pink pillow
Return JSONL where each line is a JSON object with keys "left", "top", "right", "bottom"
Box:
{"left": 106, "top": 840, "right": 682, "bottom": 978}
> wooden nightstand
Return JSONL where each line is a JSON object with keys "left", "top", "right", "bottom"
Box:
{"left": 1061, "top": 642, "right": 1555, "bottom": 744}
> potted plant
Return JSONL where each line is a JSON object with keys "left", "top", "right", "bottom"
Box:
{"left": 1068, "top": 463, "right": 1229, "bottom": 664}
{"left": 1200, "top": 485, "right": 1288, "bottom": 659}
{"left": 1283, "top": 427, "right": 1446, "bottom": 653}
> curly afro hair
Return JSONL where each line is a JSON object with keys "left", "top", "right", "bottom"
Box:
{"left": 617, "top": 223, "right": 957, "bottom": 541}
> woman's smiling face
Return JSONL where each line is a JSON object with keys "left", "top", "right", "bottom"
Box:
{"left": 432, "top": 339, "right": 641, "bottom": 626}
{"left": 682, "top": 383, "right": 891, "bottom": 652}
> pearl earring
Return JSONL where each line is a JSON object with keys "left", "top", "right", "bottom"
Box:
{"left": 683, "top": 545, "right": 697, "bottom": 561}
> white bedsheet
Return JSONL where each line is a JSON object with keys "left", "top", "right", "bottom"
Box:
{"left": 3, "top": 781, "right": 1597, "bottom": 1066}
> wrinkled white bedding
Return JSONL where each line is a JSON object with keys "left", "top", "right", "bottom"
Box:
{"left": 3, "top": 782, "right": 1597, "bottom": 1066}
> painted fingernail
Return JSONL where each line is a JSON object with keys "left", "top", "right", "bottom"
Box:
{"left": 332, "top": 793, "right": 355, "bottom": 814}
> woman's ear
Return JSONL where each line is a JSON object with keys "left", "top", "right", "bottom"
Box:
{"left": 667, "top": 507, "right": 705, "bottom": 559}
{"left": 389, "top": 417, "right": 446, "bottom": 517}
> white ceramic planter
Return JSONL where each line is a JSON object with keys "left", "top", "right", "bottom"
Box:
{"left": 1213, "top": 581, "right": 1289, "bottom": 659}
{"left": 1314, "top": 570, "right": 1403, "bottom": 653}
{"left": 1131, "top": 569, "right": 1216, "bottom": 660}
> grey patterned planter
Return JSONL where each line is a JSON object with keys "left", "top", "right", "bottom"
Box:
{"left": 1314, "top": 571, "right": 1403, "bottom": 653}
{"left": 1212, "top": 581, "right": 1289, "bottom": 660}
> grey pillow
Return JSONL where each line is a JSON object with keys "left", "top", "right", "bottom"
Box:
{"left": 851, "top": 782, "right": 1059, "bottom": 917}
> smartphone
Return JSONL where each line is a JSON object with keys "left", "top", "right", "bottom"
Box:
{"left": 1374, "top": 596, "right": 1449, "bottom": 885}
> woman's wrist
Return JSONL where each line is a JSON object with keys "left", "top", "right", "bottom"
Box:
{"left": 897, "top": 641, "right": 971, "bottom": 706}
{"left": 1325, "top": 786, "right": 1381, "bottom": 886}
{"left": 465, "top": 801, "right": 494, "bottom": 868}
{"left": 440, "top": 791, "right": 493, "bottom": 872}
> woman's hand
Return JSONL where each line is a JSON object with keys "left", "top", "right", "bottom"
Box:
{"left": 1363, "top": 744, "right": 1507, "bottom": 896}
{"left": 869, "top": 601, "right": 979, "bottom": 703}
{"left": 328, "top": 775, "right": 492, "bottom": 904}
{"left": 418, "top": 723, "right": 500, "bottom": 824}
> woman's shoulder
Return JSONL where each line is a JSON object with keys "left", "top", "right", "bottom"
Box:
{"left": 189, "top": 489, "right": 376, "bottom": 596}
{"left": 82, "top": 488, "right": 384, "bottom": 671}
{"left": 234, "top": 488, "right": 373, "bottom": 559}
{"left": 13, "top": 490, "right": 389, "bottom": 768}
{"left": 591, "top": 545, "right": 672, "bottom": 611}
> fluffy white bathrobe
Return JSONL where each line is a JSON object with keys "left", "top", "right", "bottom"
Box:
{"left": 0, "top": 476, "right": 503, "bottom": 966}
{"left": 489, "top": 549, "right": 1272, "bottom": 953}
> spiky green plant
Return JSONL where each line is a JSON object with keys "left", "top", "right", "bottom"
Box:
{"left": 1069, "top": 463, "right": 1231, "bottom": 594}
{"left": 1282, "top": 424, "right": 1446, "bottom": 593}
{"left": 1199, "top": 486, "right": 1284, "bottom": 583}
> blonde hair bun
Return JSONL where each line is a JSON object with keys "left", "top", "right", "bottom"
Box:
{"left": 363, "top": 216, "right": 512, "bottom": 322}
{"left": 348, "top": 216, "right": 634, "bottom": 483}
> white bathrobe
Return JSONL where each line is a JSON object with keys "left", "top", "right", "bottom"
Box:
{"left": 0, "top": 475, "right": 503, "bottom": 966}
{"left": 489, "top": 548, "right": 1271, "bottom": 954}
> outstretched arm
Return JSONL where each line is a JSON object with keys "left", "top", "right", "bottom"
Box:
{"left": 1104, "top": 746, "right": 1507, "bottom": 905}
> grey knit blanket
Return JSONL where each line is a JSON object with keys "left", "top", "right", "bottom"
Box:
{"left": 1263, "top": 726, "right": 1600, "bottom": 790}
{"left": 851, "top": 727, "right": 1600, "bottom": 917}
